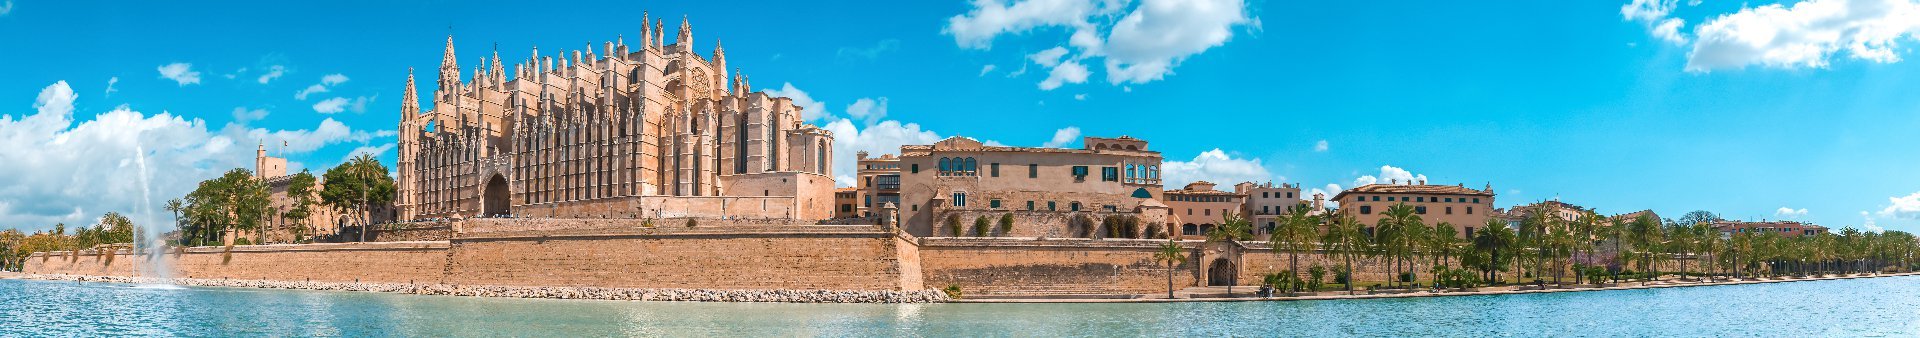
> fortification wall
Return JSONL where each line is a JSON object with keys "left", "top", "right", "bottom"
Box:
{"left": 23, "top": 242, "right": 450, "bottom": 284}
{"left": 917, "top": 238, "right": 1200, "bottom": 296}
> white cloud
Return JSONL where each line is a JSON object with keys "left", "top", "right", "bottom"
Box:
{"left": 313, "top": 97, "right": 349, "bottom": 114}
{"left": 256, "top": 65, "right": 286, "bottom": 84}
{"left": 341, "top": 143, "right": 396, "bottom": 163}
{"left": 944, "top": 0, "right": 1117, "bottom": 49}
{"left": 1313, "top": 139, "right": 1329, "bottom": 152}
{"left": 156, "top": 63, "right": 201, "bottom": 86}
{"left": 1042, "top": 126, "right": 1081, "bottom": 148}
{"left": 946, "top": 0, "right": 1251, "bottom": 88}
{"left": 0, "top": 1, "right": 12, "bottom": 16}
{"left": 1879, "top": 191, "right": 1920, "bottom": 220}
{"left": 1353, "top": 165, "right": 1428, "bottom": 186}
{"left": 1685, "top": 0, "right": 1920, "bottom": 72}
{"left": 1102, "top": 0, "right": 1250, "bottom": 84}
{"left": 1652, "top": 18, "right": 1689, "bottom": 44}
{"left": 1160, "top": 149, "right": 1272, "bottom": 187}
{"left": 1621, "top": 0, "right": 1677, "bottom": 23}
{"left": 1038, "top": 59, "right": 1089, "bottom": 90}
{"left": 1862, "top": 211, "right": 1887, "bottom": 233}
{"left": 1307, "top": 183, "right": 1343, "bottom": 208}
{"left": 0, "top": 81, "right": 381, "bottom": 231}
{"left": 823, "top": 118, "right": 944, "bottom": 187}
{"left": 980, "top": 64, "right": 998, "bottom": 76}
{"left": 1029, "top": 46, "right": 1072, "bottom": 67}
{"left": 846, "top": 97, "right": 888, "bottom": 125}
{"left": 231, "top": 107, "right": 269, "bottom": 122}
{"left": 1073, "top": 93, "right": 1087, "bottom": 100}
{"left": 766, "top": 82, "right": 828, "bottom": 121}
{"left": 295, "top": 74, "right": 350, "bottom": 100}
{"left": 104, "top": 77, "right": 119, "bottom": 97}
{"left": 295, "top": 84, "right": 328, "bottom": 100}
{"left": 1775, "top": 207, "right": 1809, "bottom": 219}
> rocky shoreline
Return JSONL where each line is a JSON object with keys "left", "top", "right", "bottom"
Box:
{"left": 15, "top": 274, "right": 948, "bottom": 303}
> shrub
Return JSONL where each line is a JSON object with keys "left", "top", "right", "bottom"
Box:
{"left": 997, "top": 213, "right": 1014, "bottom": 236}
{"left": 973, "top": 216, "right": 990, "bottom": 237}
{"left": 1398, "top": 271, "right": 1415, "bottom": 283}
{"left": 1101, "top": 216, "right": 1120, "bottom": 239}
{"left": 1334, "top": 266, "right": 1353, "bottom": 285}
{"left": 945, "top": 214, "right": 962, "bottom": 237}
{"left": 942, "top": 285, "right": 963, "bottom": 299}
{"left": 1307, "top": 265, "right": 1327, "bottom": 292}
{"left": 685, "top": 219, "right": 698, "bottom": 228}
{"left": 642, "top": 219, "right": 655, "bottom": 227}
{"left": 1145, "top": 223, "right": 1165, "bottom": 239}
{"left": 1122, "top": 216, "right": 1142, "bottom": 239}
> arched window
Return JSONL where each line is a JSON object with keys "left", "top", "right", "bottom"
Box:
{"left": 817, "top": 140, "right": 827, "bottom": 174}
{"left": 1126, "top": 164, "right": 1136, "bottom": 179}
{"left": 939, "top": 158, "right": 950, "bottom": 173}
{"left": 1148, "top": 165, "right": 1158, "bottom": 179}
{"left": 964, "top": 157, "right": 977, "bottom": 174}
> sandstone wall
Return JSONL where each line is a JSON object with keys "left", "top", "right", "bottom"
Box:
{"left": 23, "top": 242, "right": 450, "bottom": 284}
{"left": 441, "top": 226, "right": 921, "bottom": 291}
{"left": 918, "top": 237, "right": 1200, "bottom": 297}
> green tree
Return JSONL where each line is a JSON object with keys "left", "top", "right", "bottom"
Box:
{"left": 1468, "top": 217, "right": 1516, "bottom": 284}
{"left": 1271, "top": 203, "right": 1319, "bottom": 293}
{"left": 1206, "top": 212, "right": 1252, "bottom": 294}
{"left": 321, "top": 154, "right": 396, "bottom": 242}
{"left": 282, "top": 170, "right": 319, "bottom": 243}
{"left": 1627, "top": 213, "right": 1661, "bottom": 284}
{"left": 1321, "top": 214, "right": 1367, "bottom": 295}
{"left": 1374, "top": 203, "right": 1422, "bottom": 288}
{"left": 1153, "top": 238, "right": 1187, "bottom": 299}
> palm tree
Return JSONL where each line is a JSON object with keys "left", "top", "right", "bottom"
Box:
{"left": 1154, "top": 238, "right": 1187, "bottom": 299}
{"left": 1206, "top": 212, "right": 1252, "bottom": 294}
{"left": 1272, "top": 203, "right": 1319, "bottom": 295}
{"left": 1322, "top": 214, "right": 1367, "bottom": 295}
{"left": 1470, "top": 217, "right": 1516, "bottom": 284}
{"left": 1627, "top": 214, "right": 1660, "bottom": 284}
{"left": 164, "top": 199, "right": 184, "bottom": 237}
{"left": 1430, "top": 222, "right": 1459, "bottom": 275}
{"left": 1376, "top": 203, "right": 1420, "bottom": 288}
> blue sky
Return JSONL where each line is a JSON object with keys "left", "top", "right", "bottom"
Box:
{"left": 3, "top": 0, "right": 1920, "bottom": 233}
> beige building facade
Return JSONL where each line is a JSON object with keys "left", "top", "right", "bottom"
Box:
{"left": 1332, "top": 181, "right": 1496, "bottom": 238}
{"left": 396, "top": 16, "right": 834, "bottom": 222}
{"left": 850, "top": 151, "right": 902, "bottom": 219}
{"left": 894, "top": 136, "right": 1168, "bottom": 237}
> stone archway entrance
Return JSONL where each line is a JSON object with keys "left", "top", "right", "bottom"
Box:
{"left": 1207, "top": 258, "right": 1236, "bottom": 286}
{"left": 482, "top": 174, "right": 510, "bottom": 217}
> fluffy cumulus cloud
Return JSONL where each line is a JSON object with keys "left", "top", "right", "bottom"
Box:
{"left": 313, "top": 97, "right": 349, "bottom": 114}
{"left": 231, "top": 107, "right": 269, "bottom": 122}
{"left": 846, "top": 97, "right": 888, "bottom": 125}
{"left": 1160, "top": 149, "right": 1273, "bottom": 188}
{"left": 256, "top": 65, "right": 286, "bottom": 84}
{"left": 1353, "top": 165, "right": 1429, "bottom": 186}
{"left": 1775, "top": 207, "right": 1809, "bottom": 219}
{"left": 1862, "top": 211, "right": 1887, "bottom": 233}
{"left": 766, "top": 82, "right": 828, "bottom": 121}
{"left": 0, "top": 81, "right": 387, "bottom": 231}
{"left": 156, "top": 63, "right": 201, "bottom": 85}
{"left": 1041, "top": 126, "right": 1081, "bottom": 148}
{"left": 1625, "top": 0, "right": 1920, "bottom": 72}
{"left": 946, "top": 0, "right": 1252, "bottom": 89}
{"left": 1313, "top": 139, "right": 1328, "bottom": 152}
{"left": 1879, "top": 191, "right": 1920, "bottom": 220}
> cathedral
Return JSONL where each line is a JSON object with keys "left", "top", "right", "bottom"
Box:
{"left": 397, "top": 14, "right": 836, "bottom": 222}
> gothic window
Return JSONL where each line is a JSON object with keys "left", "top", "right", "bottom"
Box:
{"left": 939, "top": 158, "right": 951, "bottom": 173}
{"left": 736, "top": 114, "right": 747, "bottom": 174}
{"left": 817, "top": 140, "right": 827, "bottom": 174}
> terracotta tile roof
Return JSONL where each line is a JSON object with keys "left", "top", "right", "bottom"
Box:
{"left": 1333, "top": 184, "right": 1493, "bottom": 201}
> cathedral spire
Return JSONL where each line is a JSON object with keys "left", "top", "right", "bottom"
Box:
{"left": 678, "top": 15, "right": 691, "bottom": 48}
{"left": 438, "top": 35, "right": 460, "bottom": 95}
{"left": 642, "top": 11, "right": 653, "bottom": 49}
{"left": 490, "top": 43, "right": 504, "bottom": 85}
{"left": 401, "top": 67, "right": 418, "bottom": 120}
{"left": 655, "top": 19, "right": 665, "bottom": 49}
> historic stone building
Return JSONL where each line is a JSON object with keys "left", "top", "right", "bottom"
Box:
{"left": 1332, "top": 180, "right": 1496, "bottom": 238}
{"left": 891, "top": 136, "right": 1168, "bottom": 237}
{"left": 397, "top": 15, "right": 835, "bottom": 221}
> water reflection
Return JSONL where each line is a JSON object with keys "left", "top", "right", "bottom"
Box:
{"left": 3, "top": 276, "right": 1917, "bottom": 336}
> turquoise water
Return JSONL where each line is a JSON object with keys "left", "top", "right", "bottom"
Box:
{"left": 3, "top": 276, "right": 1918, "bottom": 336}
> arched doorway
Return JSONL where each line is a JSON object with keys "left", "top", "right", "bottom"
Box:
{"left": 1208, "top": 258, "right": 1236, "bottom": 286}
{"left": 482, "top": 175, "right": 511, "bottom": 217}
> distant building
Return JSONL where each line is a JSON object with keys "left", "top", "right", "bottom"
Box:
{"left": 1713, "top": 220, "right": 1828, "bottom": 237}
{"left": 851, "top": 151, "right": 903, "bottom": 218}
{"left": 1495, "top": 199, "right": 1592, "bottom": 229}
{"left": 1235, "top": 181, "right": 1303, "bottom": 236}
{"left": 1332, "top": 180, "right": 1496, "bottom": 238}
{"left": 895, "top": 135, "right": 1167, "bottom": 237}
{"left": 1163, "top": 182, "right": 1245, "bottom": 238}
{"left": 833, "top": 187, "right": 860, "bottom": 219}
